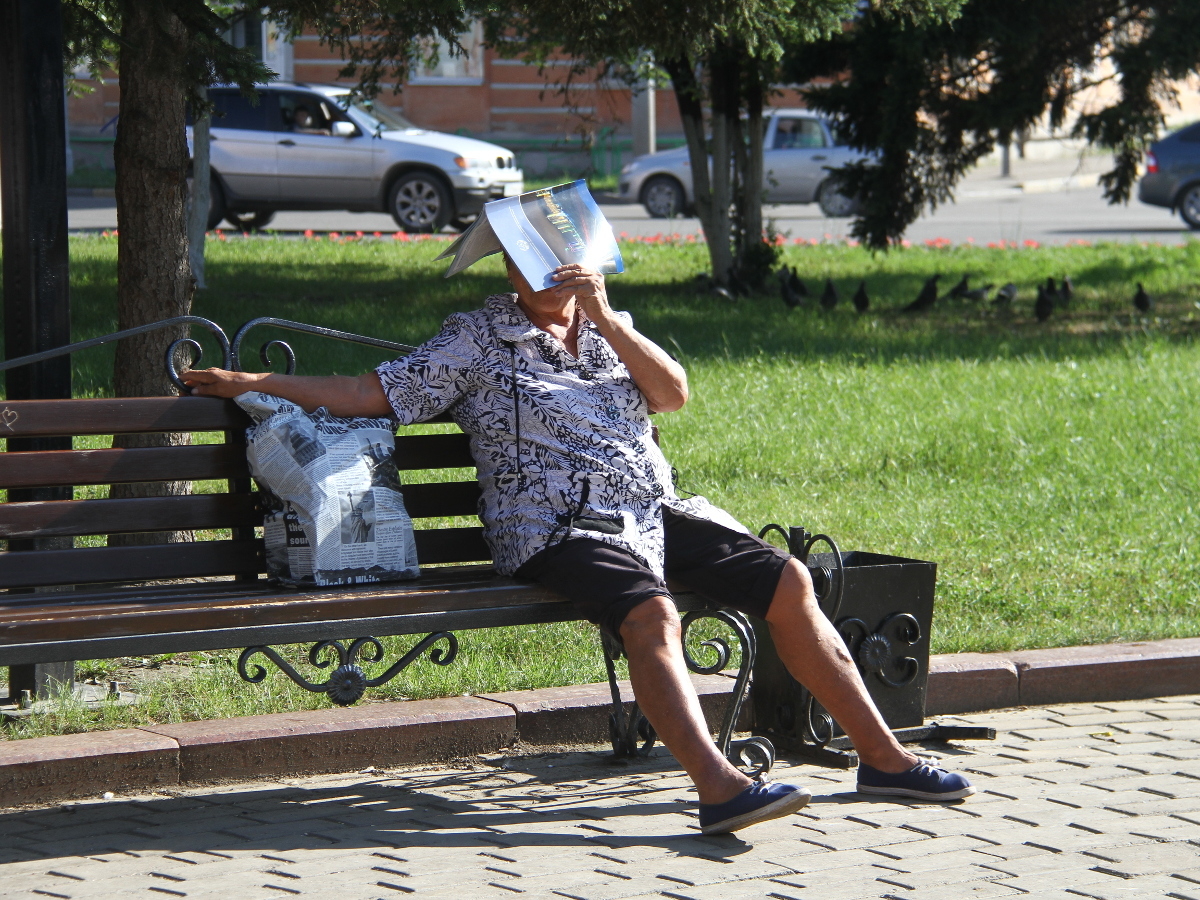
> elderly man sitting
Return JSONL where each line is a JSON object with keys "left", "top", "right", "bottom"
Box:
{"left": 183, "top": 256, "right": 973, "bottom": 835}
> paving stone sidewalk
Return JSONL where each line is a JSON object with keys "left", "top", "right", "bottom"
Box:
{"left": 3, "top": 697, "right": 1199, "bottom": 900}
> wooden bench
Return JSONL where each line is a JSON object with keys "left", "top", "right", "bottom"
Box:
{"left": 0, "top": 378, "right": 772, "bottom": 771}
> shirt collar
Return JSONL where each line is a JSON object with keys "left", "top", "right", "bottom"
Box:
{"left": 486, "top": 293, "right": 540, "bottom": 344}
{"left": 486, "top": 292, "right": 598, "bottom": 345}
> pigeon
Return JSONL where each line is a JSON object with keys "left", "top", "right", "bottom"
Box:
{"left": 1060, "top": 275, "right": 1074, "bottom": 307}
{"left": 947, "top": 274, "right": 970, "bottom": 299}
{"left": 902, "top": 275, "right": 940, "bottom": 312}
{"left": 1133, "top": 282, "right": 1152, "bottom": 312}
{"left": 853, "top": 280, "right": 870, "bottom": 313}
{"left": 778, "top": 267, "right": 804, "bottom": 309}
{"left": 728, "top": 268, "right": 749, "bottom": 299}
{"left": 788, "top": 266, "right": 808, "bottom": 298}
{"left": 993, "top": 282, "right": 1018, "bottom": 306}
{"left": 1035, "top": 284, "right": 1054, "bottom": 322}
{"left": 820, "top": 278, "right": 839, "bottom": 310}
{"left": 964, "top": 283, "right": 995, "bottom": 302}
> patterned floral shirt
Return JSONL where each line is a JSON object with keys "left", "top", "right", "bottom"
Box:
{"left": 375, "top": 293, "right": 747, "bottom": 577}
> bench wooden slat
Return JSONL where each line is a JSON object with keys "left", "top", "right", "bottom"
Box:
{"left": 1, "top": 527, "right": 490, "bottom": 587}
{"left": 0, "top": 397, "right": 249, "bottom": 437}
{"left": 0, "top": 494, "right": 261, "bottom": 539}
{"left": 0, "top": 540, "right": 264, "bottom": 588}
{"left": 0, "top": 482, "right": 481, "bottom": 539}
{"left": 0, "top": 568, "right": 530, "bottom": 633}
{"left": 397, "top": 481, "right": 481, "bottom": 518}
{"left": 0, "top": 445, "right": 249, "bottom": 489}
{"left": 394, "top": 432, "right": 475, "bottom": 470}
{"left": 413, "top": 527, "right": 491, "bottom": 564}
{"left": 0, "top": 566, "right": 707, "bottom": 666}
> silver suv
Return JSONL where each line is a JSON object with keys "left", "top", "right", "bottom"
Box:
{"left": 619, "top": 110, "right": 864, "bottom": 218}
{"left": 191, "top": 83, "right": 523, "bottom": 231}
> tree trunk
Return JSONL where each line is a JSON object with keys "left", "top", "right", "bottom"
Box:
{"left": 707, "top": 48, "right": 738, "bottom": 287}
{"left": 733, "top": 67, "right": 768, "bottom": 290}
{"left": 187, "top": 88, "right": 209, "bottom": 291}
{"left": 663, "top": 56, "right": 720, "bottom": 270}
{"left": 110, "top": 2, "right": 194, "bottom": 546}
{"left": 743, "top": 72, "right": 764, "bottom": 258}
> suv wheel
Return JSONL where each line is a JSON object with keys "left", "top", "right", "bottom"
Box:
{"left": 389, "top": 172, "right": 453, "bottom": 232}
{"left": 226, "top": 210, "right": 276, "bottom": 231}
{"left": 1178, "top": 183, "right": 1200, "bottom": 229}
{"left": 641, "top": 175, "right": 687, "bottom": 218}
{"left": 817, "top": 178, "right": 859, "bottom": 218}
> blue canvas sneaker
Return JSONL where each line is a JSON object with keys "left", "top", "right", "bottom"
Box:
{"left": 857, "top": 759, "right": 975, "bottom": 801}
{"left": 698, "top": 781, "right": 811, "bottom": 834}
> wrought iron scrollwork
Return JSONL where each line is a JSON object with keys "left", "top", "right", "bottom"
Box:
{"left": 237, "top": 632, "right": 458, "bottom": 706}
{"left": 836, "top": 612, "right": 922, "bottom": 688}
{"left": 230, "top": 317, "right": 418, "bottom": 373}
{"left": 601, "top": 608, "right": 775, "bottom": 777}
{"left": 0, "top": 315, "right": 231, "bottom": 393}
{"left": 759, "top": 524, "right": 845, "bottom": 621}
{"left": 680, "top": 608, "right": 773, "bottom": 776}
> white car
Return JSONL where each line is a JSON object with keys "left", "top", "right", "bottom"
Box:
{"left": 619, "top": 110, "right": 864, "bottom": 218}
{"left": 190, "top": 83, "right": 524, "bottom": 231}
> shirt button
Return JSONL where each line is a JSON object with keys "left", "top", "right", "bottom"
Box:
{"left": 605, "top": 406, "right": 618, "bottom": 418}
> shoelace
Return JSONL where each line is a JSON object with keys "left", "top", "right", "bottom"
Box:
{"left": 911, "top": 758, "right": 948, "bottom": 776}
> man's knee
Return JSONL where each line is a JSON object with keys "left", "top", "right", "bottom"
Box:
{"left": 764, "top": 559, "right": 817, "bottom": 624}
{"left": 619, "top": 594, "right": 680, "bottom": 647}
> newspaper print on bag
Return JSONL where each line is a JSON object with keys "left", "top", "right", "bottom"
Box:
{"left": 236, "top": 392, "right": 420, "bottom": 586}
{"left": 375, "top": 293, "right": 747, "bottom": 578}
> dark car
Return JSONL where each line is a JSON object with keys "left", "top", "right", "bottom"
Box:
{"left": 1138, "top": 122, "right": 1200, "bottom": 229}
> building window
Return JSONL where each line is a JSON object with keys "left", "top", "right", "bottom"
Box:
{"left": 409, "top": 22, "right": 484, "bottom": 85}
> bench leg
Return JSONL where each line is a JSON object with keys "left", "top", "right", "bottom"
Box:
{"left": 7, "top": 662, "right": 74, "bottom": 704}
{"left": 602, "top": 608, "right": 775, "bottom": 777}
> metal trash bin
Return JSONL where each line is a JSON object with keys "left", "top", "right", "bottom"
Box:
{"left": 750, "top": 527, "right": 994, "bottom": 767}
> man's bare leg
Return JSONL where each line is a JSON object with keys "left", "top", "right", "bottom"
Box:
{"left": 619, "top": 595, "right": 751, "bottom": 805}
{"left": 764, "top": 560, "right": 918, "bottom": 773}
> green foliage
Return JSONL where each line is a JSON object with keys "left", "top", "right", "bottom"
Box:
{"left": 479, "top": 0, "right": 961, "bottom": 286}
{"left": 793, "top": 1, "right": 1200, "bottom": 248}
{"left": 62, "top": 1, "right": 272, "bottom": 102}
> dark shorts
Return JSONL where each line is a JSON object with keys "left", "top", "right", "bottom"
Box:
{"left": 515, "top": 507, "right": 793, "bottom": 640}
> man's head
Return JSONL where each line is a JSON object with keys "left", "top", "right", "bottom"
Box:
{"left": 504, "top": 253, "right": 542, "bottom": 302}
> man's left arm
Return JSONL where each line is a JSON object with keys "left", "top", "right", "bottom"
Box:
{"left": 552, "top": 264, "right": 689, "bottom": 413}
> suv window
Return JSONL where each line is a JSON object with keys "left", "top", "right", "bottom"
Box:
{"left": 1177, "top": 123, "right": 1200, "bottom": 143}
{"left": 279, "top": 92, "right": 350, "bottom": 136}
{"left": 207, "top": 90, "right": 281, "bottom": 131}
{"left": 773, "top": 117, "right": 826, "bottom": 150}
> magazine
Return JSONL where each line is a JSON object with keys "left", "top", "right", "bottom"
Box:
{"left": 437, "top": 180, "right": 624, "bottom": 289}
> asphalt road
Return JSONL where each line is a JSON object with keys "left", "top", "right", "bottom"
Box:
{"left": 67, "top": 183, "right": 1193, "bottom": 245}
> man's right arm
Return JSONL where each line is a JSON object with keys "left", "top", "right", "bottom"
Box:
{"left": 181, "top": 369, "right": 393, "bottom": 418}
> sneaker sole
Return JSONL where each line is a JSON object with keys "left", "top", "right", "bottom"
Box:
{"left": 701, "top": 787, "right": 811, "bottom": 834}
{"left": 856, "top": 783, "right": 976, "bottom": 802}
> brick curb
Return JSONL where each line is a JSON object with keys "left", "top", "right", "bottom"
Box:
{"left": 3, "top": 637, "right": 1197, "bottom": 807}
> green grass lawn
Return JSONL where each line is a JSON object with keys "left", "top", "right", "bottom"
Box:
{"left": 2, "top": 233, "right": 1198, "bottom": 738}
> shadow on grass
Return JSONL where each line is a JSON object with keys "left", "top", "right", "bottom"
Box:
{"left": 5, "top": 242, "right": 1198, "bottom": 398}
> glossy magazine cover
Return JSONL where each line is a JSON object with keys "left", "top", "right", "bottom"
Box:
{"left": 437, "top": 180, "right": 624, "bottom": 289}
